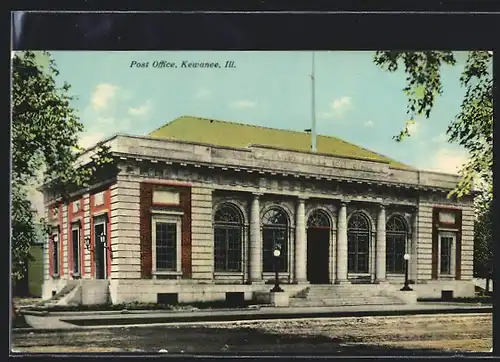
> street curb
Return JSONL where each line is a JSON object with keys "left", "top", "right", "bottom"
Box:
{"left": 20, "top": 310, "right": 50, "bottom": 317}
{"left": 12, "top": 306, "right": 492, "bottom": 335}
{"left": 19, "top": 306, "right": 264, "bottom": 317}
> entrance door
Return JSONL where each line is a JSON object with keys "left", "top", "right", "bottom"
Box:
{"left": 307, "top": 228, "right": 330, "bottom": 284}
{"left": 94, "top": 222, "right": 107, "bottom": 279}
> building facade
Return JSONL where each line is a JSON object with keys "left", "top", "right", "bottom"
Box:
{"left": 41, "top": 117, "right": 476, "bottom": 304}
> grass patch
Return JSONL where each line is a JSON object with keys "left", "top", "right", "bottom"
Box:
{"left": 417, "top": 296, "right": 492, "bottom": 304}
{"left": 24, "top": 300, "right": 260, "bottom": 313}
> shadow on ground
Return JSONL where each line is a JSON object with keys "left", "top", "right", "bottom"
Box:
{"left": 12, "top": 326, "right": 479, "bottom": 355}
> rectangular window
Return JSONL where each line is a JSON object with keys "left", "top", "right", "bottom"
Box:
{"left": 156, "top": 222, "right": 177, "bottom": 270}
{"left": 386, "top": 234, "right": 406, "bottom": 274}
{"left": 72, "top": 226, "right": 80, "bottom": 275}
{"left": 347, "top": 233, "right": 369, "bottom": 273}
{"left": 152, "top": 214, "right": 182, "bottom": 274}
{"left": 440, "top": 235, "right": 453, "bottom": 275}
{"left": 262, "top": 228, "right": 287, "bottom": 273}
{"left": 52, "top": 231, "right": 60, "bottom": 276}
{"left": 214, "top": 227, "right": 242, "bottom": 272}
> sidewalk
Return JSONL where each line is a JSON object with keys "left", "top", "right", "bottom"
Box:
{"left": 14, "top": 302, "right": 492, "bottom": 334}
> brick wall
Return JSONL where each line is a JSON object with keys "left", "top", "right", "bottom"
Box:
{"left": 139, "top": 182, "right": 192, "bottom": 278}
{"left": 89, "top": 187, "right": 112, "bottom": 278}
{"left": 431, "top": 207, "right": 463, "bottom": 280}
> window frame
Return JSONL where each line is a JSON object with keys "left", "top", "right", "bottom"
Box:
{"left": 213, "top": 204, "right": 244, "bottom": 273}
{"left": 385, "top": 215, "right": 409, "bottom": 275}
{"left": 347, "top": 213, "right": 370, "bottom": 274}
{"left": 151, "top": 212, "right": 183, "bottom": 277}
{"left": 261, "top": 207, "right": 289, "bottom": 273}
{"left": 51, "top": 228, "right": 60, "bottom": 277}
{"left": 93, "top": 216, "right": 108, "bottom": 280}
{"left": 71, "top": 223, "right": 81, "bottom": 277}
{"left": 438, "top": 231, "right": 456, "bottom": 277}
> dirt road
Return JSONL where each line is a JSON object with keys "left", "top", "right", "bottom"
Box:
{"left": 12, "top": 313, "right": 492, "bottom": 354}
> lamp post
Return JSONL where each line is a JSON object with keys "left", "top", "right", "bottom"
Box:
{"left": 400, "top": 253, "right": 413, "bottom": 291}
{"left": 270, "top": 243, "right": 284, "bottom": 292}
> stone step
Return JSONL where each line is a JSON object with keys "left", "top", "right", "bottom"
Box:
{"left": 290, "top": 297, "right": 404, "bottom": 307}
{"left": 306, "top": 292, "right": 379, "bottom": 298}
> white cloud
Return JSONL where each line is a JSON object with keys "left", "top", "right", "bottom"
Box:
{"left": 128, "top": 100, "right": 152, "bottom": 116}
{"left": 319, "top": 96, "right": 352, "bottom": 119}
{"left": 90, "top": 83, "right": 119, "bottom": 110}
{"left": 420, "top": 148, "right": 469, "bottom": 174}
{"left": 364, "top": 120, "right": 374, "bottom": 128}
{"left": 230, "top": 100, "right": 257, "bottom": 109}
{"left": 194, "top": 88, "right": 212, "bottom": 100}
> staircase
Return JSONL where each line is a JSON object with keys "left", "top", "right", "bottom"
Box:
{"left": 20, "top": 280, "right": 110, "bottom": 310}
{"left": 289, "top": 284, "right": 406, "bottom": 307}
{"left": 28, "top": 283, "right": 79, "bottom": 309}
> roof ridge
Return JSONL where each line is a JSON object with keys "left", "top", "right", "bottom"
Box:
{"left": 170, "top": 115, "right": 356, "bottom": 142}
{"left": 150, "top": 115, "right": 411, "bottom": 168}
{"left": 178, "top": 116, "right": 402, "bottom": 163}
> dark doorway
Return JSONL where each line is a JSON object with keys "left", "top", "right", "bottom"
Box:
{"left": 94, "top": 222, "right": 107, "bottom": 279}
{"left": 307, "top": 228, "right": 330, "bottom": 284}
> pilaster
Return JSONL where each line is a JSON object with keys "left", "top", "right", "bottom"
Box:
{"left": 249, "top": 193, "right": 263, "bottom": 283}
{"left": 375, "top": 204, "right": 387, "bottom": 283}
{"left": 336, "top": 201, "right": 349, "bottom": 284}
{"left": 294, "top": 197, "right": 307, "bottom": 283}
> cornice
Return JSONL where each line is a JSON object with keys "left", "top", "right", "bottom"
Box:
{"left": 113, "top": 152, "right": 455, "bottom": 195}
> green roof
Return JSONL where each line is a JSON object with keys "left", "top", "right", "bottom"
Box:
{"left": 148, "top": 116, "right": 412, "bottom": 169}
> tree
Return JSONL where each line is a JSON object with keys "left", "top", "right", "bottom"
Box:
{"left": 474, "top": 202, "right": 492, "bottom": 283}
{"left": 373, "top": 51, "right": 493, "bottom": 281}
{"left": 11, "top": 51, "right": 113, "bottom": 283}
{"left": 373, "top": 51, "right": 492, "bottom": 202}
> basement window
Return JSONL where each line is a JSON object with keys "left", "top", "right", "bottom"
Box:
{"left": 157, "top": 293, "right": 178, "bottom": 305}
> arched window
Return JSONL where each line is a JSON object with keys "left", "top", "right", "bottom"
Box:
{"left": 213, "top": 204, "right": 244, "bottom": 272}
{"left": 347, "top": 212, "right": 370, "bottom": 273}
{"left": 262, "top": 208, "right": 288, "bottom": 273}
{"left": 386, "top": 215, "right": 408, "bottom": 274}
{"left": 307, "top": 210, "right": 331, "bottom": 228}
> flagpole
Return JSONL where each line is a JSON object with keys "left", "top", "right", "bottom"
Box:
{"left": 311, "top": 52, "right": 317, "bottom": 152}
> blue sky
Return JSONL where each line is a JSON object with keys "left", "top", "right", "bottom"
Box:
{"left": 49, "top": 51, "right": 470, "bottom": 174}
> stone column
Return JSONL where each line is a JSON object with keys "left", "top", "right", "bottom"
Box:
{"left": 294, "top": 197, "right": 307, "bottom": 283}
{"left": 411, "top": 211, "right": 418, "bottom": 282}
{"left": 336, "top": 202, "right": 349, "bottom": 283}
{"left": 249, "top": 193, "right": 262, "bottom": 283}
{"left": 375, "top": 204, "right": 387, "bottom": 282}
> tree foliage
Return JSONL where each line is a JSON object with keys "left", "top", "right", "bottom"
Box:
{"left": 473, "top": 202, "right": 492, "bottom": 278}
{"left": 11, "top": 51, "right": 113, "bottom": 281}
{"left": 373, "top": 51, "right": 493, "bottom": 278}
{"left": 373, "top": 51, "right": 492, "bottom": 204}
